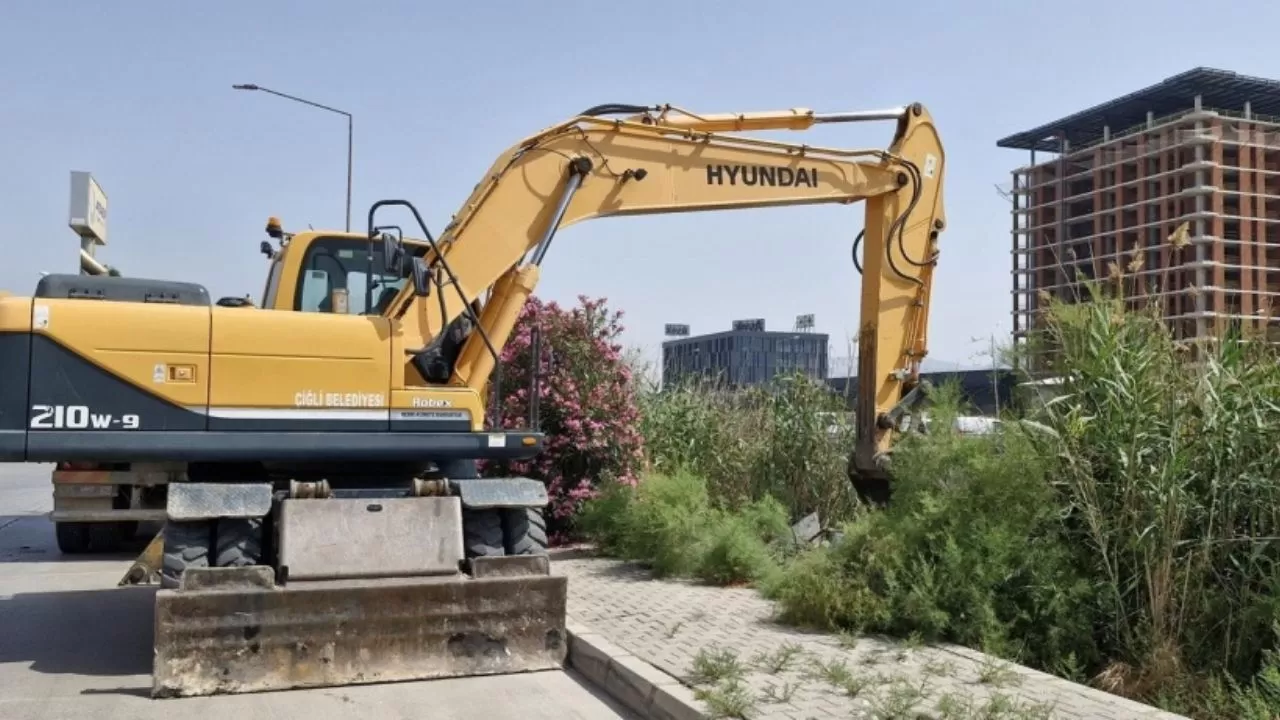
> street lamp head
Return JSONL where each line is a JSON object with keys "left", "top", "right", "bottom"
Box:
{"left": 232, "top": 83, "right": 260, "bottom": 91}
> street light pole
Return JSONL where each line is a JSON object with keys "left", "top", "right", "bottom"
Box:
{"left": 233, "top": 83, "right": 353, "bottom": 232}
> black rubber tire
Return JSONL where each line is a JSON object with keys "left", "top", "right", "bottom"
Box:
{"left": 160, "top": 520, "right": 212, "bottom": 589}
{"left": 501, "top": 507, "right": 549, "bottom": 556}
{"left": 117, "top": 520, "right": 139, "bottom": 541}
{"left": 214, "top": 517, "right": 264, "bottom": 568}
{"left": 55, "top": 522, "right": 91, "bottom": 554}
{"left": 87, "top": 523, "right": 124, "bottom": 553}
{"left": 463, "top": 508, "right": 505, "bottom": 559}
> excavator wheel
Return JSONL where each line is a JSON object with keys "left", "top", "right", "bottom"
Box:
{"left": 502, "top": 507, "right": 548, "bottom": 556}
{"left": 88, "top": 523, "right": 125, "bottom": 553}
{"left": 437, "top": 458, "right": 508, "bottom": 559}
{"left": 160, "top": 520, "right": 212, "bottom": 589}
{"left": 55, "top": 520, "right": 136, "bottom": 555}
{"left": 55, "top": 522, "right": 91, "bottom": 554}
{"left": 463, "top": 508, "right": 505, "bottom": 558}
{"left": 214, "top": 517, "right": 263, "bottom": 568}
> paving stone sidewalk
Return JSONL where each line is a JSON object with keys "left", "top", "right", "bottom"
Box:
{"left": 553, "top": 549, "right": 1189, "bottom": 720}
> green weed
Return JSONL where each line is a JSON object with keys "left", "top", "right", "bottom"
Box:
{"left": 693, "top": 677, "right": 756, "bottom": 719}
{"left": 758, "top": 680, "right": 800, "bottom": 704}
{"left": 688, "top": 646, "right": 747, "bottom": 686}
{"left": 750, "top": 642, "right": 804, "bottom": 675}
{"left": 976, "top": 657, "right": 1022, "bottom": 688}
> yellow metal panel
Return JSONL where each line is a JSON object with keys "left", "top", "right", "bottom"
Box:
{"left": 209, "top": 307, "right": 391, "bottom": 410}
{"left": 33, "top": 299, "right": 211, "bottom": 407}
{"left": 0, "top": 296, "right": 32, "bottom": 332}
{"left": 389, "top": 287, "right": 426, "bottom": 389}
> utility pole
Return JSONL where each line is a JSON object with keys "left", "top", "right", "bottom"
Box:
{"left": 233, "top": 83, "right": 353, "bottom": 232}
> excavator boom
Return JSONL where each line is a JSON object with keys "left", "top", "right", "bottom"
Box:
{"left": 380, "top": 101, "right": 944, "bottom": 480}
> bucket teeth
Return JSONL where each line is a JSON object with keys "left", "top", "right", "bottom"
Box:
{"left": 151, "top": 573, "right": 568, "bottom": 698}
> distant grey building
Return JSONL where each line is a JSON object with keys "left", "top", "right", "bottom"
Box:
{"left": 661, "top": 319, "right": 828, "bottom": 389}
{"left": 826, "top": 369, "right": 1018, "bottom": 416}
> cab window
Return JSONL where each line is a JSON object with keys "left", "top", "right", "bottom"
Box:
{"left": 294, "top": 237, "right": 408, "bottom": 315}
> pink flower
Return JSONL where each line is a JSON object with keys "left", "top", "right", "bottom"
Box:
{"left": 474, "top": 293, "right": 645, "bottom": 543}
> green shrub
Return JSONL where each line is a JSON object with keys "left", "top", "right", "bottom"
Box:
{"left": 638, "top": 372, "right": 856, "bottom": 526}
{"left": 577, "top": 470, "right": 788, "bottom": 586}
{"left": 695, "top": 512, "right": 777, "bottom": 585}
{"left": 767, "top": 390, "right": 1101, "bottom": 671}
{"left": 758, "top": 544, "right": 872, "bottom": 630}
{"left": 590, "top": 469, "right": 712, "bottom": 577}
{"left": 738, "top": 494, "right": 794, "bottom": 548}
{"left": 750, "top": 374, "right": 858, "bottom": 524}
{"left": 637, "top": 379, "right": 760, "bottom": 503}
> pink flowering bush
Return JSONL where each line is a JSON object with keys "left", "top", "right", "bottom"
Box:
{"left": 479, "top": 295, "right": 646, "bottom": 543}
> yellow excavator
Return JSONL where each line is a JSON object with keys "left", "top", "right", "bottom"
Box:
{"left": 0, "top": 100, "right": 944, "bottom": 697}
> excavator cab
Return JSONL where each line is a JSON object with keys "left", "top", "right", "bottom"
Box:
{"left": 257, "top": 224, "right": 406, "bottom": 315}
{"left": 255, "top": 217, "right": 438, "bottom": 321}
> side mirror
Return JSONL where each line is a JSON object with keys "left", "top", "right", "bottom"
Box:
{"left": 381, "top": 233, "right": 404, "bottom": 275}
{"left": 411, "top": 257, "right": 431, "bottom": 297}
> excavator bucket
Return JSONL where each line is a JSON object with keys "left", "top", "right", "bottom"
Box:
{"left": 150, "top": 495, "right": 568, "bottom": 698}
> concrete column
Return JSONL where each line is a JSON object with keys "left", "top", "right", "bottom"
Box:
{"left": 1159, "top": 129, "right": 1172, "bottom": 321}
{"left": 1012, "top": 170, "right": 1022, "bottom": 337}
{"left": 1057, "top": 137, "right": 1069, "bottom": 296}
{"left": 1194, "top": 114, "right": 1208, "bottom": 339}
{"left": 1093, "top": 147, "right": 1103, "bottom": 283}
{"left": 1238, "top": 129, "right": 1257, "bottom": 322}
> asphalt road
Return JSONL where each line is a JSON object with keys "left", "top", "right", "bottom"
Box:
{"left": 0, "top": 463, "right": 634, "bottom": 720}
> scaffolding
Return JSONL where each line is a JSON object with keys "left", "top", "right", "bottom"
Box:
{"left": 999, "top": 67, "right": 1280, "bottom": 370}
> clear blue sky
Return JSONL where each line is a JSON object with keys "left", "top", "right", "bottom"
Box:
{"left": 2, "top": 1, "right": 1276, "bottom": 375}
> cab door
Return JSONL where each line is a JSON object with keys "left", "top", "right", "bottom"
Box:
{"left": 207, "top": 236, "right": 396, "bottom": 432}
{"left": 208, "top": 310, "right": 391, "bottom": 431}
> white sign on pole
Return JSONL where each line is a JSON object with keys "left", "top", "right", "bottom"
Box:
{"left": 68, "top": 171, "right": 108, "bottom": 245}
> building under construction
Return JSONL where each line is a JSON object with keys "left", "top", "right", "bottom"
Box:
{"left": 999, "top": 67, "right": 1280, "bottom": 365}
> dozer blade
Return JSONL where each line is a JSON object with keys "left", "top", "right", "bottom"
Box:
{"left": 152, "top": 566, "right": 568, "bottom": 698}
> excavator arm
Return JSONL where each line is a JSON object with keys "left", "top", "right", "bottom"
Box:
{"left": 375, "top": 101, "right": 945, "bottom": 486}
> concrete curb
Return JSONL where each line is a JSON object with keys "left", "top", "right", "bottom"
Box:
{"left": 565, "top": 616, "right": 707, "bottom": 720}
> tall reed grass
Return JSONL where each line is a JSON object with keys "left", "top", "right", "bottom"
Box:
{"left": 1024, "top": 288, "right": 1280, "bottom": 714}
